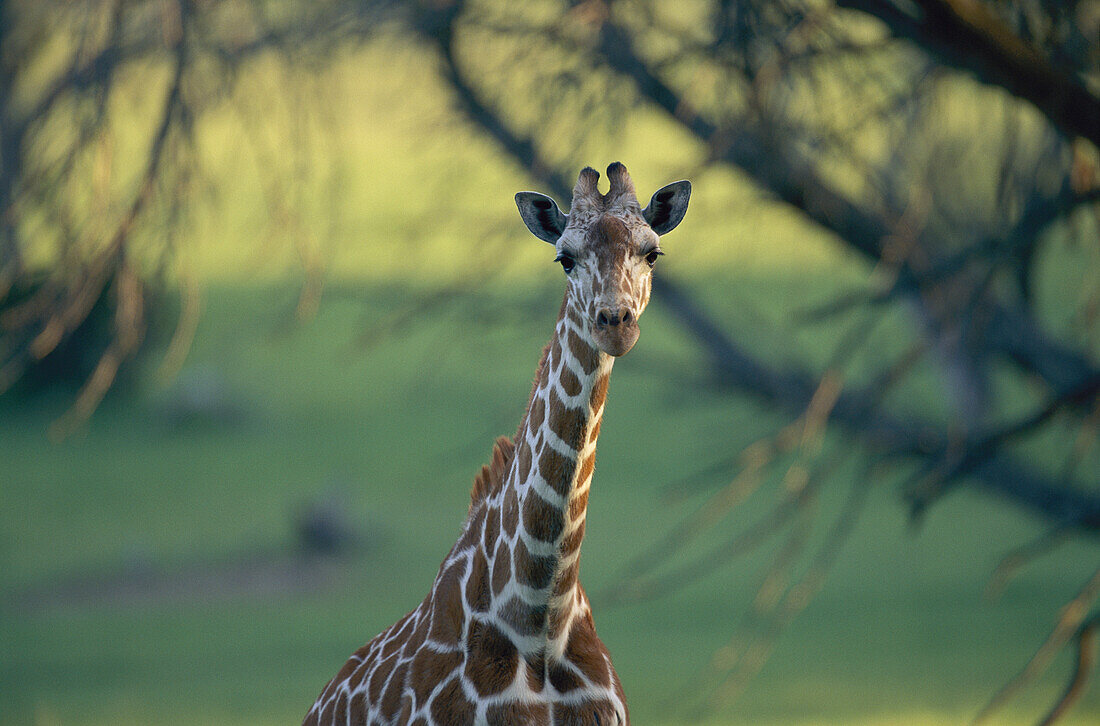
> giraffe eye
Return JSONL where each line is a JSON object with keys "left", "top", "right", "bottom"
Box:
{"left": 645, "top": 249, "right": 663, "bottom": 267}
{"left": 556, "top": 253, "right": 576, "bottom": 273}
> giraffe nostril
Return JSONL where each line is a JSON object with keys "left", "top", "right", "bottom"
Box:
{"left": 597, "top": 310, "right": 611, "bottom": 327}
{"left": 621, "top": 310, "right": 633, "bottom": 325}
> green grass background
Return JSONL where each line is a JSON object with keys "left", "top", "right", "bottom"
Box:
{"left": 3, "top": 33, "right": 1100, "bottom": 726}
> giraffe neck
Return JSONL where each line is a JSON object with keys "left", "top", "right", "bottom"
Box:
{"left": 487, "top": 293, "right": 612, "bottom": 656}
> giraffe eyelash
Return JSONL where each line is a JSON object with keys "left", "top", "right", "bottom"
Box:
{"left": 555, "top": 251, "right": 577, "bottom": 273}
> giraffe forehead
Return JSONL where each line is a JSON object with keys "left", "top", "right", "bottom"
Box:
{"left": 562, "top": 213, "right": 654, "bottom": 256}
{"left": 590, "top": 215, "right": 634, "bottom": 254}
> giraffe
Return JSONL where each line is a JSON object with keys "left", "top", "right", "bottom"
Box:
{"left": 303, "top": 162, "right": 691, "bottom": 726}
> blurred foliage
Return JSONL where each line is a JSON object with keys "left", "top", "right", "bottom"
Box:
{"left": 1, "top": 0, "right": 1099, "bottom": 723}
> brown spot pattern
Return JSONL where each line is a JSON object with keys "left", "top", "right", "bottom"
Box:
{"left": 514, "top": 538, "right": 555, "bottom": 590}
{"left": 568, "top": 328, "right": 598, "bottom": 374}
{"left": 516, "top": 441, "right": 532, "bottom": 483}
{"left": 502, "top": 486, "right": 519, "bottom": 537}
{"left": 548, "top": 661, "right": 584, "bottom": 693}
{"left": 380, "top": 635, "right": 401, "bottom": 662}
{"left": 526, "top": 652, "right": 546, "bottom": 692}
{"left": 348, "top": 692, "right": 366, "bottom": 723}
{"left": 561, "top": 364, "right": 582, "bottom": 396}
{"left": 501, "top": 595, "right": 547, "bottom": 635}
{"left": 552, "top": 700, "right": 620, "bottom": 725}
{"left": 554, "top": 559, "right": 580, "bottom": 598}
{"left": 590, "top": 373, "right": 610, "bottom": 409}
{"left": 405, "top": 611, "right": 429, "bottom": 654}
{"left": 430, "top": 678, "right": 475, "bottom": 724}
{"left": 466, "top": 549, "right": 490, "bottom": 612}
{"left": 528, "top": 394, "right": 546, "bottom": 431}
{"left": 548, "top": 602, "right": 570, "bottom": 640}
{"left": 482, "top": 507, "right": 499, "bottom": 553}
{"left": 328, "top": 657, "right": 359, "bottom": 694}
{"left": 549, "top": 335, "right": 564, "bottom": 368}
{"left": 367, "top": 655, "right": 390, "bottom": 703}
{"left": 569, "top": 490, "right": 589, "bottom": 521}
{"left": 561, "top": 518, "right": 586, "bottom": 554}
{"left": 566, "top": 617, "right": 612, "bottom": 687}
{"left": 577, "top": 452, "right": 596, "bottom": 486}
{"left": 539, "top": 445, "right": 576, "bottom": 498}
{"left": 491, "top": 540, "right": 511, "bottom": 595}
{"left": 380, "top": 661, "right": 407, "bottom": 718}
{"left": 346, "top": 661, "right": 368, "bottom": 693}
{"left": 410, "top": 648, "right": 463, "bottom": 705}
{"left": 455, "top": 519, "right": 479, "bottom": 551}
{"left": 429, "top": 565, "right": 463, "bottom": 646}
{"left": 487, "top": 701, "right": 551, "bottom": 725}
{"left": 548, "top": 395, "right": 586, "bottom": 447}
{"left": 594, "top": 209, "right": 633, "bottom": 250}
{"left": 523, "top": 491, "right": 565, "bottom": 542}
{"left": 465, "top": 619, "right": 518, "bottom": 696}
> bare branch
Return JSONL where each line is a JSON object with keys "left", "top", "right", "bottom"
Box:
{"left": 707, "top": 471, "right": 873, "bottom": 712}
{"left": 655, "top": 275, "right": 1100, "bottom": 533}
{"left": 589, "top": 9, "right": 1100, "bottom": 408}
{"left": 1037, "top": 619, "right": 1099, "bottom": 726}
{"left": 836, "top": 0, "right": 1100, "bottom": 146}
{"left": 986, "top": 528, "right": 1070, "bottom": 600}
{"left": 973, "top": 565, "right": 1100, "bottom": 724}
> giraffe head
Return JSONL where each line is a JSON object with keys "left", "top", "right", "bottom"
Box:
{"left": 515, "top": 162, "right": 691, "bottom": 356}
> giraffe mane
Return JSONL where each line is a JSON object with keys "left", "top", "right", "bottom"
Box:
{"left": 468, "top": 332, "right": 556, "bottom": 511}
{"left": 468, "top": 435, "right": 516, "bottom": 511}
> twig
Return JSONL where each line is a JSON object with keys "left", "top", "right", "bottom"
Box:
{"left": 710, "top": 458, "right": 871, "bottom": 711}
{"left": 973, "top": 564, "right": 1100, "bottom": 724}
{"left": 610, "top": 372, "right": 843, "bottom": 598}
{"left": 986, "top": 529, "right": 1070, "bottom": 601}
{"left": 48, "top": 0, "right": 191, "bottom": 437}
{"left": 1036, "top": 618, "right": 1099, "bottom": 726}
{"left": 837, "top": 0, "right": 1100, "bottom": 146}
{"left": 606, "top": 496, "right": 799, "bottom": 606}
{"left": 591, "top": 6, "right": 1100, "bottom": 413}
{"left": 156, "top": 267, "right": 202, "bottom": 385}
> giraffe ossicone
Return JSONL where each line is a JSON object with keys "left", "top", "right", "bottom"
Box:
{"left": 304, "top": 163, "right": 691, "bottom": 726}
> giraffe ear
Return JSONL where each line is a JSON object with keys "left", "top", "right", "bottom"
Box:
{"left": 515, "top": 192, "right": 567, "bottom": 244}
{"left": 643, "top": 180, "right": 691, "bottom": 235}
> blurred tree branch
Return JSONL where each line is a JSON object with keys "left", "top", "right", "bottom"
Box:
{"left": 975, "top": 566, "right": 1100, "bottom": 724}
{"left": 591, "top": 4, "right": 1099, "bottom": 406}
{"left": 654, "top": 275, "right": 1100, "bottom": 531}
{"left": 1036, "top": 618, "right": 1098, "bottom": 726}
{"left": 0, "top": 0, "right": 393, "bottom": 426}
{"left": 417, "top": 0, "right": 1097, "bottom": 535}
{"left": 436, "top": 0, "right": 1098, "bottom": 716}
{"left": 400, "top": 17, "right": 1100, "bottom": 716}
{"left": 837, "top": 0, "right": 1100, "bottom": 146}
{"left": 2, "top": 0, "right": 1098, "bottom": 719}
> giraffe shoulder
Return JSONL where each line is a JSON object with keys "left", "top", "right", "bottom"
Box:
{"left": 469, "top": 435, "right": 516, "bottom": 510}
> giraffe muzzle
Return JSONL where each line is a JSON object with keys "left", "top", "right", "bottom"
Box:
{"left": 592, "top": 307, "right": 640, "bottom": 357}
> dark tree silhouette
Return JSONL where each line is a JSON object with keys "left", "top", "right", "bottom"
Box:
{"left": 2, "top": 0, "right": 1097, "bottom": 720}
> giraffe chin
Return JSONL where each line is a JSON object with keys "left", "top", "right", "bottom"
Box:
{"left": 592, "top": 324, "right": 640, "bottom": 357}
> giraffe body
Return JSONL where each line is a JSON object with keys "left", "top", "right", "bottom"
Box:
{"left": 304, "top": 164, "right": 690, "bottom": 726}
